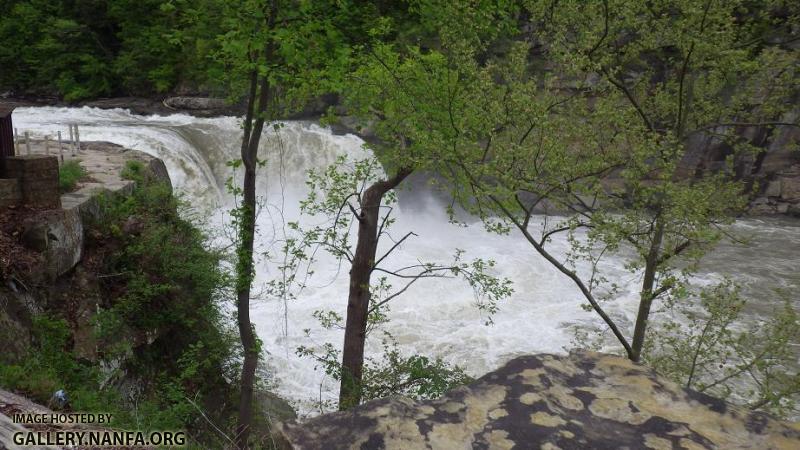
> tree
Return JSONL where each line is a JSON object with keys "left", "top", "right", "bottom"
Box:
{"left": 424, "top": 0, "right": 798, "bottom": 363}
{"left": 337, "top": 165, "right": 411, "bottom": 409}
{"left": 642, "top": 282, "right": 800, "bottom": 418}
{"left": 328, "top": 0, "right": 799, "bottom": 416}
{"left": 531, "top": 0, "right": 798, "bottom": 361}
{"left": 216, "top": 2, "right": 280, "bottom": 447}
{"left": 325, "top": 5, "right": 518, "bottom": 407}
{"left": 213, "top": 0, "right": 351, "bottom": 446}
{"left": 288, "top": 156, "right": 510, "bottom": 409}
{"left": 0, "top": 0, "right": 227, "bottom": 99}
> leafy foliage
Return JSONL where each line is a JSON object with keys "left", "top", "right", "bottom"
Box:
{"left": 0, "top": 0, "right": 227, "bottom": 99}
{"left": 643, "top": 283, "right": 800, "bottom": 419}
{"left": 88, "top": 174, "right": 238, "bottom": 396}
{"left": 1, "top": 174, "right": 239, "bottom": 447}
{"left": 120, "top": 158, "right": 146, "bottom": 182}
{"left": 297, "top": 330, "right": 472, "bottom": 411}
{"left": 58, "top": 160, "right": 87, "bottom": 192}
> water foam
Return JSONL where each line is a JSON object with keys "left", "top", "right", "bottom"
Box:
{"left": 14, "top": 107, "right": 800, "bottom": 415}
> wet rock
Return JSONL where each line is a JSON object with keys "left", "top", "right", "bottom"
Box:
{"left": 146, "top": 157, "right": 172, "bottom": 189}
{"left": 275, "top": 351, "right": 800, "bottom": 449}
{"left": 748, "top": 197, "right": 777, "bottom": 215}
{"left": 163, "top": 96, "right": 228, "bottom": 110}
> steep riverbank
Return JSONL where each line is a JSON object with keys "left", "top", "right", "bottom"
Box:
{"left": 0, "top": 145, "right": 295, "bottom": 448}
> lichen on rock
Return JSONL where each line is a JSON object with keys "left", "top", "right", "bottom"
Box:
{"left": 275, "top": 351, "right": 800, "bottom": 449}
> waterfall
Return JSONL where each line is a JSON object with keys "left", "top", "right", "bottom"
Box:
{"left": 14, "top": 106, "right": 800, "bottom": 415}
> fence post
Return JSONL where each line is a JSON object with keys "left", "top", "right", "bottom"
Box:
{"left": 75, "top": 124, "right": 81, "bottom": 153}
{"left": 69, "top": 124, "right": 75, "bottom": 156}
{"left": 24, "top": 132, "right": 31, "bottom": 155}
{"left": 13, "top": 127, "right": 19, "bottom": 154}
{"left": 57, "top": 131, "right": 64, "bottom": 163}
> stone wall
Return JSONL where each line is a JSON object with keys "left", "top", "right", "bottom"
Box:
{"left": 0, "top": 178, "right": 20, "bottom": 208}
{"left": 3, "top": 155, "right": 61, "bottom": 209}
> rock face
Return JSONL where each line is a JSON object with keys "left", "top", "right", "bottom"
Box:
{"left": 163, "top": 96, "right": 228, "bottom": 111}
{"left": 276, "top": 352, "right": 800, "bottom": 450}
{"left": 20, "top": 207, "right": 83, "bottom": 279}
{"left": 676, "top": 114, "right": 800, "bottom": 216}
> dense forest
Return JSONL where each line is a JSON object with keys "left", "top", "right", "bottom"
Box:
{"left": 0, "top": 0, "right": 428, "bottom": 100}
{"left": 1, "top": 1, "right": 799, "bottom": 449}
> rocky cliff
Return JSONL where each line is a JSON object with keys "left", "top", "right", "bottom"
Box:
{"left": 276, "top": 351, "right": 800, "bottom": 449}
{"left": 678, "top": 113, "right": 800, "bottom": 216}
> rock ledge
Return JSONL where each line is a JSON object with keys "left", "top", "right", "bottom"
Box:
{"left": 276, "top": 351, "right": 800, "bottom": 449}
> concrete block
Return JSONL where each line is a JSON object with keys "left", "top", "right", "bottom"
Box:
{"left": 4, "top": 155, "right": 60, "bottom": 209}
{"left": 0, "top": 178, "right": 20, "bottom": 208}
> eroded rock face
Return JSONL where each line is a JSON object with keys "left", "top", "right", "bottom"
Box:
{"left": 676, "top": 113, "right": 800, "bottom": 216}
{"left": 20, "top": 207, "right": 82, "bottom": 279}
{"left": 276, "top": 352, "right": 800, "bottom": 450}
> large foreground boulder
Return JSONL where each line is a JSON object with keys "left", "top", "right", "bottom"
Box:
{"left": 276, "top": 351, "right": 800, "bottom": 449}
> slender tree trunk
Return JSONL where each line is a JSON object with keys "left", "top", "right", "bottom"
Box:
{"left": 235, "top": 2, "right": 278, "bottom": 446}
{"left": 339, "top": 168, "right": 411, "bottom": 410}
{"left": 235, "top": 163, "right": 258, "bottom": 449}
{"left": 630, "top": 218, "right": 665, "bottom": 362}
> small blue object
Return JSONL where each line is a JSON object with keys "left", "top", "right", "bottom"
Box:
{"left": 53, "top": 389, "right": 68, "bottom": 407}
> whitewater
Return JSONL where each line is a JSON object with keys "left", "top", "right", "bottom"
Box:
{"left": 14, "top": 106, "right": 800, "bottom": 415}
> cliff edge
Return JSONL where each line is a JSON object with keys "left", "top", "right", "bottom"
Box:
{"left": 276, "top": 351, "right": 800, "bottom": 449}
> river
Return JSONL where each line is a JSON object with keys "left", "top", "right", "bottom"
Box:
{"left": 14, "top": 106, "right": 800, "bottom": 415}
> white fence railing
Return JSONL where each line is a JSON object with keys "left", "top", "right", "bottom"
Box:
{"left": 13, "top": 124, "right": 82, "bottom": 164}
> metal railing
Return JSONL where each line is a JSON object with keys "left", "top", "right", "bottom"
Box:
{"left": 13, "top": 124, "right": 83, "bottom": 164}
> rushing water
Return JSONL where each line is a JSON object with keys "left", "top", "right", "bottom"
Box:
{"left": 14, "top": 107, "right": 800, "bottom": 414}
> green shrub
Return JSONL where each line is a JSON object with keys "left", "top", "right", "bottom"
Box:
{"left": 120, "top": 159, "right": 146, "bottom": 183}
{"left": 86, "top": 176, "right": 240, "bottom": 440}
{"left": 58, "top": 160, "right": 87, "bottom": 192}
{"left": 0, "top": 315, "right": 82, "bottom": 404}
{"left": 2, "top": 175, "right": 239, "bottom": 448}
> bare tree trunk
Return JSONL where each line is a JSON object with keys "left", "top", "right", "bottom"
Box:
{"left": 235, "top": 2, "right": 278, "bottom": 447}
{"left": 339, "top": 168, "right": 411, "bottom": 410}
{"left": 235, "top": 163, "right": 258, "bottom": 449}
{"left": 630, "top": 218, "right": 665, "bottom": 362}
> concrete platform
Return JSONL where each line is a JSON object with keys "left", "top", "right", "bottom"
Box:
{"left": 6, "top": 140, "right": 171, "bottom": 279}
